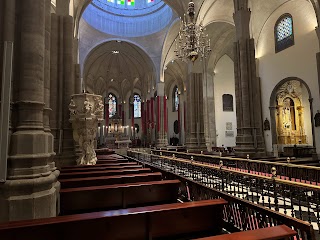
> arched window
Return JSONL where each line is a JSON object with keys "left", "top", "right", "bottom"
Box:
{"left": 222, "top": 94, "right": 233, "bottom": 112}
{"left": 133, "top": 94, "right": 141, "bottom": 118}
{"left": 108, "top": 93, "right": 117, "bottom": 117}
{"left": 172, "top": 86, "right": 179, "bottom": 112}
{"left": 275, "top": 14, "right": 294, "bottom": 53}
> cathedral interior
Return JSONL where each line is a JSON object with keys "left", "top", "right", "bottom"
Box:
{"left": 1, "top": 0, "right": 320, "bottom": 239}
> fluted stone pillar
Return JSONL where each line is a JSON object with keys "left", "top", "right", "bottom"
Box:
{"left": 203, "top": 72, "right": 216, "bottom": 151}
{"left": 312, "top": 27, "right": 320, "bottom": 159}
{"left": 156, "top": 82, "right": 168, "bottom": 147}
{"left": 0, "top": 0, "right": 58, "bottom": 222}
{"left": 50, "top": 4, "right": 76, "bottom": 167}
{"left": 233, "top": 0, "right": 265, "bottom": 157}
{"left": 185, "top": 72, "right": 206, "bottom": 150}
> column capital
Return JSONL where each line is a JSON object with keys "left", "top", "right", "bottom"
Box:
{"left": 233, "top": 7, "right": 251, "bottom": 41}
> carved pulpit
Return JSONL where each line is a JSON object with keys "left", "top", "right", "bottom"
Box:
{"left": 69, "top": 93, "right": 104, "bottom": 165}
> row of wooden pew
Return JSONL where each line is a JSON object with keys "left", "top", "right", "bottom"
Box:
{"left": 0, "top": 151, "right": 297, "bottom": 239}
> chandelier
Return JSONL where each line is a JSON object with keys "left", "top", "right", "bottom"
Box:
{"left": 174, "top": 1, "right": 211, "bottom": 63}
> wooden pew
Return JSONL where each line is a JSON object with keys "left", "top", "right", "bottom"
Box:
{"left": 96, "top": 159, "right": 129, "bottom": 164}
{"left": 0, "top": 199, "right": 227, "bottom": 240}
{"left": 60, "top": 172, "right": 163, "bottom": 189}
{"left": 195, "top": 225, "right": 296, "bottom": 240}
{"left": 61, "top": 162, "right": 138, "bottom": 169}
{"left": 59, "top": 168, "right": 151, "bottom": 180}
{"left": 97, "top": 154, "right": 126, "bottom": 160}
{"left": 60, "top": 164, "right": 143, "bottom": 173}
{"left": 60, "top": 180, "right": 181, "bottom": 214}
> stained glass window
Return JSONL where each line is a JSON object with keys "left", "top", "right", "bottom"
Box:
{"left": 147, "top": 0, "right": 154, "bottom": 3}
{"left": 127, "top": 0, "right": 135, "bottom": 6}
{"left": 173, "top": 86, "right": 179, "bottom": 112}
{"left": 107, "top": 0, "right": 114, "bottom": 2}
{"left": 117, "top": 0, "right": 125, "bottom": 5}
{"left": 275, "top": 14, "right": 294, "bottom": 52}
{"left": 134, "top": 94, "right": 141, "bottom": 118}
{"left": 108, "top": 93, "right": 117, "bottom": 117}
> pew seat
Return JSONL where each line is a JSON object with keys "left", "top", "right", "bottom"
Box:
{"left": 60, "top": 164, "right": 143, "bottom": 173}
{"left": 60, "top": 179, "right": 181, "bottom": 214}
{"left": 60, "top": 172, "right": 163, "bottom": 188}
{"left": 62, "top": 162, "right": 137, "bottom": 169}
{"left": 59, "top": 168, "right": 151, "bottom": 179}
{"left": 195, "top": 225, "right": 297, "bottom": 240}
{"left": 0, "top": 199, "right": 227, "bottom": 240}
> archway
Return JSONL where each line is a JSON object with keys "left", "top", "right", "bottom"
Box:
{"left": 269, "top": 77, "right": 315, "bottom": 156}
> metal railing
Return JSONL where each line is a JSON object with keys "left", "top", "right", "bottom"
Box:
{"left": 127, "top": 150, "right": 316, "bottom": 240}
{"left": 151, "top": 149, "right": 320, "bottom": 185}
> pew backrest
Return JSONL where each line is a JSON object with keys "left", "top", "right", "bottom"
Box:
{"left": 0, "top": 199, "right": 227, "bottom": 240}
{"left": 60, "top": 172, "right": 163, "bottom": 188}
{"left": 194, "top": 225, "right": 297, "bottom": 240}
{"left": 60, "top": 179, "right": 181, "bottom": 214}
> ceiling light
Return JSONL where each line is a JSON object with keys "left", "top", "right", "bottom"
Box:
{"left": 112, "top": 50, "right": 119, "bottom": 54}
{"left": 111, "top": 79, "right": 114, "bottom": 82}
{"left": 175, "top": 1, "right": 211, "bottom": 62}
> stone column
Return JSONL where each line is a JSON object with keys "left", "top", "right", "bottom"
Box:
{"left": 50, "top": 13, "right": 59, "bottom": 155}
{"left": 233, "top": 0, "right": 265, "bottom": 157}
{"left": 313, "top": 27, "right": 320, "bottom": 159}
{"left": 0, "top": 0, "right": 58, "bottom": 222}
{"left": 156, "top": 82, "right": 168, "bottom": 147}
{"left": 60, "top": 15, "right": 76, "bottom": 166}
{"left": 203, "top": 71, "right": 217, "bottom": 151}
{"left": 185, "top": 71, "right": 206, "bottom": 151}
{"left": 50, "top": 0, "right": 76, "bottom": 166}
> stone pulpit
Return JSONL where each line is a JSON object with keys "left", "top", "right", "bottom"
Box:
{"left": 69, "top": 93, "right": 104, "bottom": 165}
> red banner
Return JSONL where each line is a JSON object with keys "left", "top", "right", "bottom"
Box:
{"left": 151, "top": 97, "right": 154, "bottom": 129}
{"left": 157, "top": 97, "right": 160, "bottom": 132}
{"left": 105, "top": 104, "right": 109, "bottom": 127}
{"left": 178, "top": 103, "right": 180, "bottom": 133}
{"left": 164, "top": 96, "right": 167, "bottom": 133}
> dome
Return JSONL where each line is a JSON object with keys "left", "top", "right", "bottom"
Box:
{"left": 82, "top": 0, "right": 173, "bottom": 37}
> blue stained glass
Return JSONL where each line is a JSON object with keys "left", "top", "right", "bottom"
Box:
{"left": 134, "top": 94, "right": 141, "bottom": 118}
{"left": 174, "top": 87, "right": 179, "bottom": 111}
{"left": 277, "top": 16, "right": 293, "bottom": 42}
{"left": 108, "top": 93, "right": 117, "bottom": 117}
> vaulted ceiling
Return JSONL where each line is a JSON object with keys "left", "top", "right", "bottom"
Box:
{"left": 84, "top": 41, "right": 155, "bottom": 97}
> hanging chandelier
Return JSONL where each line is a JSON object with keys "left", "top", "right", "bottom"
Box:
{"left": 174, "top": 1, "right": 211, "bottom": 63}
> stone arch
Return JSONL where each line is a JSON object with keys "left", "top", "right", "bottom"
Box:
{"left": 269, "top": 77, "right": 315, "bottom": 149}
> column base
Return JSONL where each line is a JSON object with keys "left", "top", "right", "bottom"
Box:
{"left": 235, "top": 134, "right": 265, "bottom": 158}
{"left": 156, "top": 138, "right": 168, "bottom": 148}
{"left": 0, "top": 174, "right": 58, "bottom": 222}
{"left": 185, "top": 136, "right": 207, "bottom": 152}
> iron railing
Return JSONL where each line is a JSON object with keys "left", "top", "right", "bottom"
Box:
{"left": 150, "top": 149, "right": 320, "bottom": 185}
{"left": 127, "top": 150, "right": 317, "bottom": 240}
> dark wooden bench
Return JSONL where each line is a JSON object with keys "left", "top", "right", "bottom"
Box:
{"left": 96, "top": 159, "right": 129, "bottom": 164}
{"left": 62, "top": 162, "right": 138, "bottom": 169}
{"left": 60, "top": 172, "right": 163, "bottom": 189}
{"left": 0, "top": 199, "right": 227, "bottom": 240}
{"left": 195, "top": 225, "right": 296, "bottom": 240}
{"left": 59, "top": 168, "right": 151, "bottom": 180}
{"left": 60, "top": 164, "right": 143, "bottom": 173}
{"left": 97, "top": 154, "right": 126, "bottom": 160}
{"left": 60, "top": 179, "right": 181, "bottom": 214}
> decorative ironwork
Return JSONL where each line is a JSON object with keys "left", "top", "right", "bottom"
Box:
{"left": 127, "top": 150, "right": 316, "bottom": 239}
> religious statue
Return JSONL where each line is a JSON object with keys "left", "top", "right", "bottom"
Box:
{"left": 315, "top": 110, "right": 320, "bottom": 127}
{"left": 264, "top": 118, "right": 270, "bottom": 131}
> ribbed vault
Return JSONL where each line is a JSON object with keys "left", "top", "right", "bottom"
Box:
{"left": 84, "top": 40, "right": 155, "bottom": 96}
